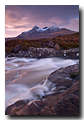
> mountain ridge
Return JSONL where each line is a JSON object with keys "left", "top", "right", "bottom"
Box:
{"left": 5, "top": 25, "right": 77, "bottom": 41}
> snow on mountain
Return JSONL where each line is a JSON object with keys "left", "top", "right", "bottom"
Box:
{"left": 36, "top": 26, "right": 59, "bottom": 32}
{"left": 6, "top": 25, "right": 76, "bottom": 40}
{"left": 23, "top": 26, "right": 39, "bottom": 34}
{"left": 23, "top": 30, "right": 30, "bottom": 33}
{"left": 49, "top": 26, "right": 59, "bottom": 31}
{"left": 22, "top": 25, "right": 60, "bottom": 34}
{"left": 15, "top": 25, "right": 76, "bottom": 40}
{"left": 32, "top": 25, "right": 39, "bottom": 30}
{"left": 36, "top": 27, "right": 49, "bottom": 32}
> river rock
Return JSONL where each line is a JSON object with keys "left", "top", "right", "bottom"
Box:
{"left": 6, "top": 47, "right": 79, "bottom": 59}
{"left": 54, "top": 44, "right": 60, "bottom": 50}
{"left": 62, "top": 48, "right": 79, "bottom": 59}
{"left": 14, "top": 45, "right": 22, "bottom": 52}
{"left": 28, "top": 47, "right": 36, "bottom": 52}
{"left": 5, "top": 64, "right": 79, "bottom": 115}
{"left": 67, "top": 51, "right": 79, "bottom": 59}
{"left": 47, "top": 41, "right": 54, "bottom": 48}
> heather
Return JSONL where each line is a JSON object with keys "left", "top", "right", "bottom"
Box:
{"left": 5, "top": 32, "right": 79, "bottom": 53}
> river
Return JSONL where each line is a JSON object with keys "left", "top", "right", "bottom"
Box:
{"left": 5, "top": 57, "right": 79, "bottom": 109}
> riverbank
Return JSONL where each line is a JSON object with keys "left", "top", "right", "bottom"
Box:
{"left": 5, "top": 47, "right": 79, "bottom": 59}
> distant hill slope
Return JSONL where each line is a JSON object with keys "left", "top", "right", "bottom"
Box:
{"left": 5, "top": 32, "right": 79, "bottom": 53}
{"left": 5, "top": 25, "right": 77, "bottom": 41}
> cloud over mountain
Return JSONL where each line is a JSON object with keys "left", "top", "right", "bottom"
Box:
{"left": 5, "top": 5, "right": 79, "bottom": 37}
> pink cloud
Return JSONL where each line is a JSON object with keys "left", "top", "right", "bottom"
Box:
{"left": 49, "top": 17, "right": 66, "bottom": 26}
{"left": 5, "top": 6, "right": 79, "bottom": 37}
{"left": 60, "top": 18, "right": 79, "bottom": 31}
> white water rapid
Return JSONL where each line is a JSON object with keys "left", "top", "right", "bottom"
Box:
{"left": 5, "top": 57, "right": 79, "bottom": 109}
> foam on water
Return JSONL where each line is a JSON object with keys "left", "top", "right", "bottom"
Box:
{"left": 5, "top": 57, "right": 37, "bottom": 63}
{"left": 5, "top": 57, "right": 79, "bottom": 71}
{"left": 5, "top": 57, "right": 79, "bottom": 110}
{"left": 5, "top": 79, "right": 56, "bottom": 109}
{"left": 23, "top": 58, "right": 56, "bottom": 70}
{"left": 5, "top": 84, "right": 30, "bottom": 102}
{"left": 5, "top": 63, "right": 19, "bottom": 71}
{"left": 5, "top": 57, "right": 37, "bottom": 71}
{"left": 54, "top": 59, "right": 79, "bottom": 68}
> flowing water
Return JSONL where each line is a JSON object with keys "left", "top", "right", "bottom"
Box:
{"left": 5, "top": 57, "right": 79, "bottom": 109}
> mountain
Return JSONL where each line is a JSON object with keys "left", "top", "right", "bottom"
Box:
{"left": 5, "top": 25, "right": 77, "bottom": 40}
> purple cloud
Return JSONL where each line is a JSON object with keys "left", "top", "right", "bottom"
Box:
{"left": 5, "top": 5, "right": 79, "bottom": 37}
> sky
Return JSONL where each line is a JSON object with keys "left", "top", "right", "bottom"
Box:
{"left": 5, "top": 5, "right": 79, "bottom": 38}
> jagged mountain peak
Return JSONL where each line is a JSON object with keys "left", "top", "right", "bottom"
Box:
{"left": 24, "top": 25, "right": 59, "bottom": 33}
{"left": 15, "top": 25, "right": 76, "bottom": 40}
{"left": 32, "top": 25, "right": 39, "bottom": 30}
{"left": 49, "top": 26, "right": 59, "bottom": 31}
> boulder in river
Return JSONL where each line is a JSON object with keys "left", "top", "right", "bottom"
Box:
{"left": 5, "top": 63, "right": 79, "bottom": 115}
